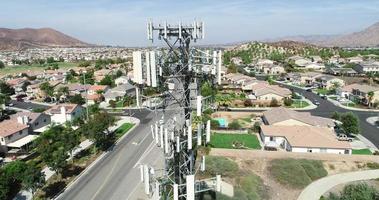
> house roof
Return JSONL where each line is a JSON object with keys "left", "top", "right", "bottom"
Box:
{"left": 315, "top": 75, "right": 342, "bottom": 82}
{"left": 45, "top": 104, "right": 80, "bottom": 114}
{"left": 252, "top": 83, "right": 291, "bottom": 97}
{"left": 10, "top": 112, "right": 47, "bottom": 124}
{"left": 0, "top": 120, "right": 28, "bottom": 137}
{"left": 261, "top": 125, "right": 351, "bottom": 149}
{"left": 89, "top": 85, "right": 108, "bottom": 91}
{"left": 263, "top": 107, "right": 334, "bottom": 127}
{"left": 342, "top": 83, "right": 379, "bottom": 93}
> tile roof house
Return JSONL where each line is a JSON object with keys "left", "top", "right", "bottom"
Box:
{"left": 45, "top": 104, "right": 83, "bottom": 124}
{"left": 10, "top": 112, "right": 51, "bottom": 133}
{"left": 104, "top": 83, "right": 136, "bottom": 103}
{"left": 262, "top": 107, "right": 335, "bottom": 128}
{"left": 339, "top": 83, "right": 379, "bottom": 105}
{"left": 0, "top": 117, "right": 31, "bottom": 153}
{"left": 314, "top": 75, "right": 345, "bottom": 90}
{"left": 248, "top": 83, "right": 291, "bottom": 103}
{"left": 260, "top": 125, "right": 351, "bottom": 154}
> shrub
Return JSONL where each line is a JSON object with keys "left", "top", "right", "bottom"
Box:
{"left": 205, "top": 156, "right": 238, "bottom": 177}
{"left": 366, "top": 162, "right": 379, "bottom": 169}
{"left": 270, "top": 99, "right": 280, "bottom": 107}
{"left": 283, "top": 98, "right": 293, "bottom": 106}
{"left": 228, "top": 120, "right": 241, "bottom": 130}
{"left": 325, "top": 183, "right": 379, "bottom": 200}
{"left": 269, "top": 159, "right": 327, "bottom": 188}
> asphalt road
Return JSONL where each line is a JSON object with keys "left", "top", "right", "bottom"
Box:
{"left": 278, "top": 83, "right": 379, "bottom": 148}
{"left": 9, "top": 99, "right": 51, "bottom": 111}
{"left": 57, "top": 108, "right": 166, "bottom": 200}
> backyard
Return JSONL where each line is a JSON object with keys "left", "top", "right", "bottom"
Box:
{"left": 352, "top": 148, "right": 373, "bottom": 155}
{"left": 210, "top": 133, "right": 261, "bottom": 149}
{"left": 286, "top": 99, "right": 310, "bottom": 108}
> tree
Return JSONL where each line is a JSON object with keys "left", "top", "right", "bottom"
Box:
{"left": 35, "top": 126, "right": 70, "bottom": 175}
{"left": 340, "top": 112, "right": 360, "bottom": 135}
{"left": 79, "top": 112, "right": 116, "bottom": 150}
{"left": 367, "top": 91, "right": 374, "bottom": 108}
{"left": 201, "top": 81, "right": 215, "bottom": 97}
{"left": 331, "top": 111, "right": 341, "bottom": 121}
{"left": 0, "top": 61, "right": 5, "bottom": 69}
{"left": 210, "top": 120, "right": 220, "bottom": 129}
{"left": 99, "top": 75, "right": 115, "bottom": 87}
{"left": 22, "top": 162, "right": 45, "bottom": 195}
{"left": 228, "top": 120, "right": 241, "bottom": 130}
{"left": 69, "top": 94, "right": 85, "bottom": 105}
{"left": 39, "top": 82, "right": 54, "bottom": 97}
{"left": 78, "top": 61, "right": 91, "bottom": 68}
{"left": 0, "top": 81, "right": 15, "bottom": 95}
{"left": 109, "top": 100, "right": 116, "bottom": 108}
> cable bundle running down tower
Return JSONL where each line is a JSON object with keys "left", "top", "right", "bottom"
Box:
{"left": 133, "top": 21, "right": 223, "bottom": 200}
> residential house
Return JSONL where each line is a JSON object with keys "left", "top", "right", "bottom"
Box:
{"left": 326, "top": 68, "right": 357, "bottom": 76}
{"left": 303, "top": 63, "right": 325, "bottom": 70}
{"left": 353, "top": 61, "right": 379, "bottom": 74}
{"left": 347, "top": 56, "right": 363, "bottom": 64}
{"left": 288, "top": 56, "right": 311, "bottom": 67}
{"left": 314, "top": 75, "right": 345, "bottom": 90}
{"left": 45, "top": 104, "right": 84, "bottom": 124}
{"left": 10, "top": 112, "right": 51, "bottom": 133}
{"left": 0, "top": 117, "right": 35, "bottom": 153}
{"left": 262, "top": 107, "right": 335, "bottom": 128}
{"left": 85, "top": 85, "right": 110, "bottom": 104}
{"left": 339, "top": 83, "right": 379, "bottom": 105}
{"left": 260, "top": 125, "right": 351, "bottom": 154}
{"left": 115, "top": 76, "right": 130, "bottom": 86}
{"left": 248, "top": 83, "right": 291, "bottom": 104}
{"left": 94, "top": 69, "right": 112, "bottom": 82}
{"left": 298, "top": 72, "right": 322, "bottom": 85}
{"left": 104, "top": 83, "right": 136, "bottom": 103}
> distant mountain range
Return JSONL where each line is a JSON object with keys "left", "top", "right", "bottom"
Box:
{"left": 0, "top": 28, "right": 90, "bottom": 51}
{"left": 272, "top": 21, "right": 379, "bottom": 48}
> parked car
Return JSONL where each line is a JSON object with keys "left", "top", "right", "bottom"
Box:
{"left": 321, "top": 95, "right": 327, "bottom": 100}
{"left": 306, "top": 88, "right": 312, "bottom": 92}
{"left": 313, "top": 100, "right": 320, "bottom": 105}
{"left": 337, "top": 134, "right": 354, "bottom": 142}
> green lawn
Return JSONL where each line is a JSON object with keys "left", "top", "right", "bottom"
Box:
{"left": 288, "top": 100, "right": 310, "bottom": 108}
{"left": 210, "top": 133, "right": 261, "bottom": 149}
{"left": 269, "top": 159, "right": 328, "bottom": 189}
{"left": 114, "top": 123, "right": 135, "bottom": 139}
{"left": 0, "top": 62, "right": 78, "bottom": 75}
{"left": 315, "top": 88, "right": 332, "bottom": 95}
{"left": 352, "top": 148, "right": 372, "bottom": 155}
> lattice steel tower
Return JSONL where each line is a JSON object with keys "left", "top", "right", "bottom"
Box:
{"left": 135, "top": 20, "right": 223, "bottom": 200}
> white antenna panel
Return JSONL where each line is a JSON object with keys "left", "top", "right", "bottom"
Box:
{"left": 144, "top": 165, "right": 150, "bottom": 194}
{"left": 217, "top": 51, "right": 222, "bottom": 84}
{"left": 155, "top": 123, "right": 159, "bottom": 144}
{"left": 186, "top": 175, "right": 195, "bottom": 200}
{"left": 206, "top": 120, "right": 211, "bottom": 143}
{"left": 140, "top": 165, "right": 144, "bottom": 181}
{"left": 188, "top": 125, "right": 192, "bottom": 150}
{"left": 133, "top": 51, "right": 143, "bottom": 84}
{"left": 160, "top": 125, "right": 164, "bottom": 148}
{"left": 135, "top": 87, "right": 140, "bottom": 108}
{"left": 150, "top": 51, "right": 157, "bottom": 87}
{"left": 216, "top": 175, "right": 221, "bottom": 192}
{"left": 176, "top": 136, "right": 180, "bottom": 153}
{"left": 196, "top": 96, "right": 202, "bottom": 116}
{"left": 173, "top": 184, "right": 179, "bottom": 200}
{"left": 200, "top": 156, "right": 205, "bottom": 172}
{"left": 151, "top": 125, "right": 155, "bottom": 139}
{"left": 145, "top": 51, "right": 151, "bottom": 86}
{"left": 212, "top": 51, "right": 217, "bottom": 75}
{"left": 164, "top": 128, "right": 169, "bottom": 154}
{"left": 197, "top": 123, "right": 202, "bottom": 146}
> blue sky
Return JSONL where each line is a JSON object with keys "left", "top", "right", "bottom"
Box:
{"left": 1, "top": 0, "right": 379, "bottom": 46}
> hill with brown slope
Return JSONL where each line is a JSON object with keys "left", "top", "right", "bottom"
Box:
{"left": 0, "top": 27, "right": 91, "bottom": 51}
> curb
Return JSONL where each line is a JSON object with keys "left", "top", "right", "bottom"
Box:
{"left": 53, "top": 118, "right": 140, "bottom": 200}
{"left": 328, "top": 98, "right": 379, "bottom": 112}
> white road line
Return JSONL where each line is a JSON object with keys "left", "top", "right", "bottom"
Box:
{"left": 133, "top": 141, "right": 155, "bottom": 169}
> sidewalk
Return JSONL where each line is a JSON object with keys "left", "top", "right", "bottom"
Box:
{"left": 14, "top": 116, "right": 139, "bottom": 200}
{"left": 328, "top": 98, "right": 379, "bottom": 112}
{"left": 297, "top": 169, "right": 379, "bottom": 200}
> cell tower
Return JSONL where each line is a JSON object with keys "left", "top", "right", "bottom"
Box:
{"left": 134, "top": 20, "right": 223, "bottom": 200}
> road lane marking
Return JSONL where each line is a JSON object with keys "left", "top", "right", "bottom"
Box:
{"left": 89, "top": 151, "right": 123, "bottom": 200}
{"left": 133, "top": 141, "right": 155, "bottom": 169}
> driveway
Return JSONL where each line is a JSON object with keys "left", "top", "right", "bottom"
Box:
{"left": 9, "top": 99, "right": 51, "bottom": 111}
{"left": 298, "top": 169, "right": 379, "bottom": 200}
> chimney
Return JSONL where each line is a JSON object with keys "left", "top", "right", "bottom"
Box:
{"left": 23, "top": 116, "right": 29, "bottom": 124}
{"left": 60, "top": 106, "right": 66, "bottom": 115}
{"left": 17, "top": 116, "right": 23, "bottom": 124}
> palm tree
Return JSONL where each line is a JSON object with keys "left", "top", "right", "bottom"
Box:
{"left": 367, "top": 91, "right": 374, "bottom": 108}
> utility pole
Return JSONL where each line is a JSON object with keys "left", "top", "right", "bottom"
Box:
{"left": 83, "top": 72, "right": 89, "bottom": 120}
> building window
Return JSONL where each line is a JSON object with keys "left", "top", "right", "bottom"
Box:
{"left": 1, "top": 138, "right": 4, "bottom": 142}
{"left": 307, "top": 149, "right": 312, "bottom": 153}
{"left": 19, "top": 131, "right": 23, "bottom": 135}
{"left": 43, "top": 119, "right": 47, "bottom": 122}
{"left": 344, "top": 150, "right": 349, "bottom": 154}
{"left": 35, "top": 122, "right": 39, "bottom": 126}
{"left": 269, "top": 136, "right": 274, "bottom": 141}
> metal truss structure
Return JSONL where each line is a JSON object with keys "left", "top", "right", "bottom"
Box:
{"left": 134, "top": 21, "right": 223, "bottom": 200}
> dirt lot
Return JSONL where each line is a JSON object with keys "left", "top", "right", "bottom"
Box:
{"left": 212, "top": 148, "right": 379, "bottom": 200}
